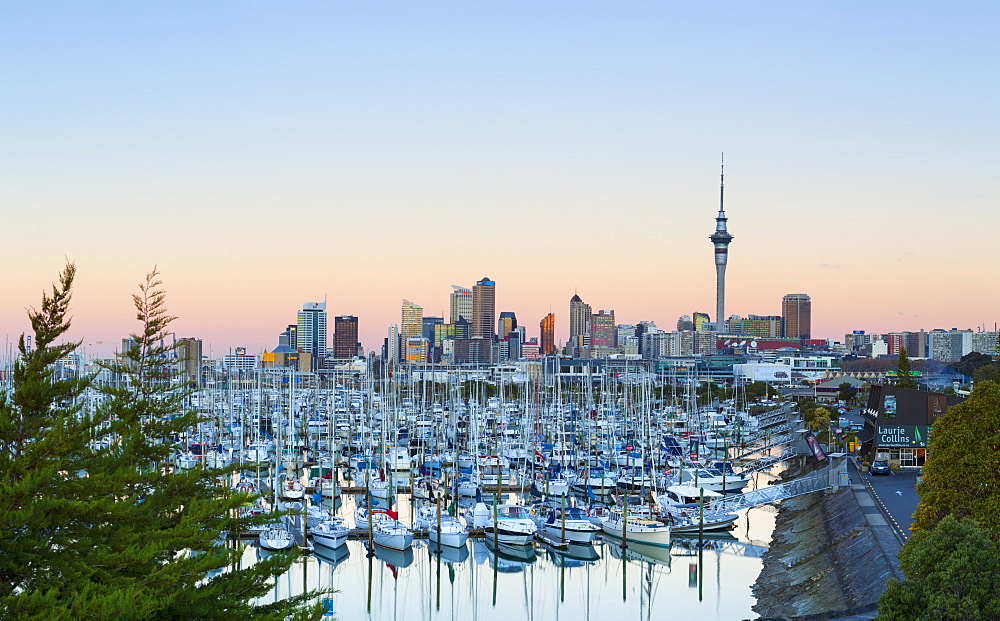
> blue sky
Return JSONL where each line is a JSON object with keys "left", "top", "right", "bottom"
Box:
{"left": 2, "top": 2, "right": 998, "bottom": 353}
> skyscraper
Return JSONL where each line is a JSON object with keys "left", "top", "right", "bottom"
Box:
{"left": 175, "top": 337, "right": 203, "bottom": 386}
{"left": 333, "top": 315, "right": 359, "bottom": 359}
{"left": 540, "top": 313, "right": 555, "bottom": 355}
{"left": 498, "top": 312, "right": 517, "bottom": 340}
{"left": 297, "top": 301, "right": 328, "bottom": 370}
{"left": 710, "top": 155, "right": 733, "bottom": 333}
{"left": 401, "top": 300, "right": 423, "bottom": 362}
{"left": 450, "top": 285, "right": 473, "bottom": 324}
{"left": 590, "top": 310, "right": 616, "bottom": 348}
{"left": 569, "top": 294, "right": 592, "bottom": 352}
{"left": 781, "top": 294, "right": 812, "bottom": 340}
{"left": 472, "top": 277, "right": 496, "bottom": 341}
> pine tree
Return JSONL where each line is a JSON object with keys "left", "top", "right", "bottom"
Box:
{"left": 0, "top": 263, "right": 97, "bottom": 612}
{"left": 896, "top": 346, "right": 917, "bottom": 389}
{"left": 1, "top": 266, "right": 324, "bottom": 619}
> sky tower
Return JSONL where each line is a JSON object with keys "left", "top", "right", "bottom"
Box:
{"left": 710, "top": 154, "right": 733, "bottom": 332}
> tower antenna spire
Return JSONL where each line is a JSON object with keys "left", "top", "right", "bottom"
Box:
{"left": 710, "top": 152, "right": 733, "bottom": 332}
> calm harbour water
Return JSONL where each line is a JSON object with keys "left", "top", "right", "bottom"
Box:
{"left": 246, "top": 472, "right": 779, "bottom": 620}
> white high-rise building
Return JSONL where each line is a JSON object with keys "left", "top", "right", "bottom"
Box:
{"left": 297, "top": 301, "right": 328, "bottom": 369}
{"left": 450, "top": 286, "right": 473, "bottom": 324}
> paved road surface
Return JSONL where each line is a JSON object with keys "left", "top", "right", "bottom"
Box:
{"left": 860, "top": 468, "right": 919, "bottom": 541}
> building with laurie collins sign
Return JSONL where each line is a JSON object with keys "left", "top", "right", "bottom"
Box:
{"left": 859, "top": 385, "right": 965, "bottom": 468}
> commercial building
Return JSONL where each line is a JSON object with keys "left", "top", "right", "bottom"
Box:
{"left": 297, "top": 301, "right": 328, "bottom": 371}
{"left": 539, "top": 313, "right": 555, "bottom": 355}
{"left": 860, "top": 385, "right": 965, "bottom": 468}
{"left": 590, "top": 310, "right": 616, "bottom": 348}
{"left": 450, "top": 285, "right": 472, "bottom": 324}
{"left": 333, "top": 316, "right": 359, "bottom": 359}
{"left": 781, "top": 294, "right": 811, "bottom": 340}
{"left": 472, "top": 277, "right": 496, "bottom": 341}
{"left": 175, "top": 337, "right": 203, "bottom": 386}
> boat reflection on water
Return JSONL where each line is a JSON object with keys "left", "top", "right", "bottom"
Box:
{"left": 314, "top": 543, "right": 350, "bottom": 569}
{"left": 369, "top": 542, "right": 415, "bottom": 569}
{"left": 424, "top": 540, "right": 470, "bottom": 564}
{"left": 603, "top": 535, "right": 673, "bottom": 567}
{"left": 474, "top": 540, "right": 536, "bottom": 571}
{"left": 542, "top": 541, "right": 601, "bottom": 566}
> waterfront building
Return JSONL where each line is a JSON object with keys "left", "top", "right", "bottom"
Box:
{"left": 781, "top": 294, "right": 812, "bottom": 340}
{"left": 521, "top": 338, "right": 540, "bottom": 360}
{"left": 861, "top": 385, "right": 965, "bottom": 468}
{"left": 539, "top": 313, "right": 555, "bottom": 355}
{"left": 472, "top": 277, "right": 496, "bottom": 341}
{"left": 297, "top": 301, "right": 328, "bottom": 370}
{"left": 175, "top": 337, "right": 202, "bottom": 386}
{"left": 710, "top": 155, "right": 734, "bottom": 332}
{"left": 450, "top": 285, "right": 472, "bottom": 324}
{"left": 333, "top": 315, "right": 359, "bottom": 359}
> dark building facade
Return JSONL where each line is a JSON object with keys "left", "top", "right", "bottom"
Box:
{"left": 860, "top": 384, "right": 964, "bottom": 468}
{"left": 333, "top": 315, "right": 359, "bottom": 359}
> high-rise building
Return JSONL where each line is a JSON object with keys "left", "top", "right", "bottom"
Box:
{"left": 540, "top": 313, "right": 555, "bottom": 355}
{"left": 781, "top": 294, "right": 812, "bottom": 340}
{"left": 569, "top": 294, "right": 592, "bottom": 353}
{"left": 175, "top": 337, "right": 203, "bottom": 386}
{"left": 472, "top": 277, "right": 496, "bottom": 341}
{"left": 454, "top": 316, "right": 471, "bottom": 339}
{"left": 385, "top": 324, "right": 400, "bottom": 363}
{"left": 590, "top": 310, "right": 616, "bottom": 348}
{"left": 693, "top": 312, "right": 711, "bottom": 332}
{"left": 400, "top": 300, "right": 424, "bottom": 362}
{"left": 422, "top": 317, "right": 444, "bottom": 363}
{"left": 498, "top": 312, "right": 517, "bottom": 340}
{"left": 450, "top": 286, "right": 473, "bottom": 325}
{"left": 743, "top": 315, "right": 783, "bottom": 339}
{"left": 676, "top": 315, "right": 693, "bottom": 332}
{"left": 297, "top": 301, "right": 328, "bottom": 370}
{"left": 710, "top": 155, "right": 734, "bottom": 333}
{"left": 333, "top": 315, "right": 359, "bottom": 359}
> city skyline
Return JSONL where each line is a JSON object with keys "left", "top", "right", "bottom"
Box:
{"left": 2, "top": 3, "right": 997, "bottom": 356}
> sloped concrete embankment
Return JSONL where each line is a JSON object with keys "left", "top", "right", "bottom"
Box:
{"left": 752, "top": 487, "right": 899, "bottom": 620}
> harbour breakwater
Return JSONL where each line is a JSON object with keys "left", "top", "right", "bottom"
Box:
{"left": 752, "top": 481, "right": 902, "bottom": 620}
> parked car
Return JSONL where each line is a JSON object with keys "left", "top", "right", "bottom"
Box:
{"left": 870, "top": 460, "right": 892, "bottom": 475}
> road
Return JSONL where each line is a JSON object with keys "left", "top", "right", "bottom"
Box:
{"left": 858, "top": 466, "right": 920, "bottom": 541}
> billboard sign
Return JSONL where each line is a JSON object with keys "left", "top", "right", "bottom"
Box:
{"left": 876, "top": 425, "right": 929, "bottom": 448}
{"left": 803, "top": 431, "right": 827, "bottom": 462}
{"left": 752, "top": 365, "right": 792, "bottom": 382}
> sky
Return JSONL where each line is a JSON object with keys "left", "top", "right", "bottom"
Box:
{"left": 2, "top": 2, "right": 998, "bottom": 358}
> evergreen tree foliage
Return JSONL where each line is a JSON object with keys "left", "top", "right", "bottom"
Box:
{"left": 0, "top": 266, "right": 324, "bottom": 619}
{"left": 896, "top": 346, "right": 917, "bottom": 389}
{"left": 0, "top": 263, "right": 95, "bottom": 610}
{"left": 877, "top": 515, "right": 1000, "bottom": 620}
{"left": 912, "top": 380, "right": 1000, "bottom": 539}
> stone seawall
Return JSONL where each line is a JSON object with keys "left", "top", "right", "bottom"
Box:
{"left": 752, "top": 486, "right": 901, "bottom": 620}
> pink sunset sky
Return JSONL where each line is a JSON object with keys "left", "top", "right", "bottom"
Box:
{"left": 2, "top": 3, "right": 997, "bottom": 358}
